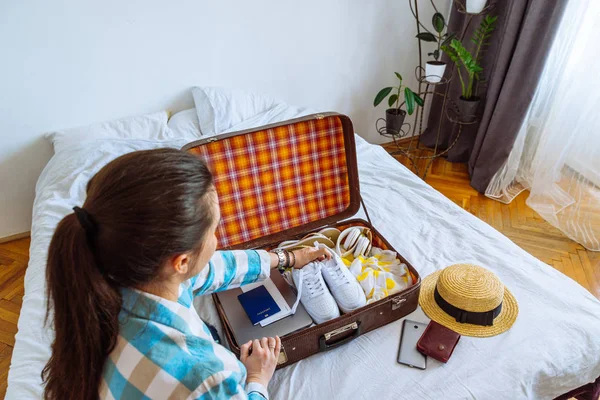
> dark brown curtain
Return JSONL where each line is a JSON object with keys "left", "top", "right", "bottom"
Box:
{"left": 419, "top": 0, "right": 568, "bottom": 192}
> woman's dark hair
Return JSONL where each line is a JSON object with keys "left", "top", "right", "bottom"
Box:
{"left": 42, "top": 148, "right": 215, "bottom": 400}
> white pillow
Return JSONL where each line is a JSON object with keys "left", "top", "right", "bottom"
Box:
{"left": 46, "top": 111, "right": 172, "bottom": 153}
{"left": 168, "top": 103, "right": 318, "bottom": 141}
{"left": 167, "top": 108, "right": 202, "bottom": 138}
{"left": 192, "top": 86, "right": 280, "bottom": 136}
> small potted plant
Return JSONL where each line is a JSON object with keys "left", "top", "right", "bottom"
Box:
{"left": 416, "top": 12, "right": 455, "bottom": 83}
{"left": 373, "top": 72, "right": 424, "bottom": 135}
{"left": 441, "top": 15, "right": 497, "bottom": 122}
{"left": 466, "top": 0, "right": 488, "bottom": 14}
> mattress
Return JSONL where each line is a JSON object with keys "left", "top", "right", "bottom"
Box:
{"left": 7, "top": 112, "right": 600, "bottom": 399}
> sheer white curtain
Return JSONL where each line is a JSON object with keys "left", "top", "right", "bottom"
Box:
{"left": 485, "top": 0, "right": 600, "bottom": 251}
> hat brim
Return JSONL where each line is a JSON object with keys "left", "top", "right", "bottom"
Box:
{"left": 419, "top": 270, "right": 519, "bottom": 337}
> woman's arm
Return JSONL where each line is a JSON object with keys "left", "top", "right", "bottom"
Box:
{"left": 268, "top": 247, "right": 331, "bottom": 270}
{"left": 191, "top": 247, "right": 331, "bottom": 296}
{"left": 191, "top": 250, "right": 271, "bottom": 296}
{"left": 186, "top": 369, "right": 269, "bottom": 400}
{"left": 268, "top": 252, "right": 279, "bottom": 269}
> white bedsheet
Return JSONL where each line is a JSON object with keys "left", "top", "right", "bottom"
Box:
{"left": 7, "top": 123, "right": 600, "bottom": 399}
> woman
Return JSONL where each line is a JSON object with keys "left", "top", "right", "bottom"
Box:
{"left": 42, "top": 148, "right": 329, "bottom": 400}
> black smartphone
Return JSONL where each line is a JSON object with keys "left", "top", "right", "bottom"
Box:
{"left": 397, "top": 319, "right": 428, "bottom": 369}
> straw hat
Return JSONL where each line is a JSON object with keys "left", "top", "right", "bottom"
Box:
{"left": 419, "top": 264, "right": 518, "bottom": 337}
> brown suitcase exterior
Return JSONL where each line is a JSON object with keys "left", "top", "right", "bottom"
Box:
{"left": 183, "top": 113, "right": 421, "bottom": 368}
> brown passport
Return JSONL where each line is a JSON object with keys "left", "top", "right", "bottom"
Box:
{"left": 416, "top": 321, "right": 461, "bottom": 363}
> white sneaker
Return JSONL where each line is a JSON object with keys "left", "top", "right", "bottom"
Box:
{"left": 320, "top": 249, "right": 367, "bottom": 313}
{"left": 292, "top": 262, "right": 340, "bottom": 324}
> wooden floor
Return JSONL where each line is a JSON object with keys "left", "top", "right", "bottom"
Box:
{"left": 0, "top": 237, "right": 28, "bottom": 398}
{"left": 382, "top": 141, "right": 600, "bottom": 300}
{"left": 0, "top": 144, "right": 598, "bottom": 397}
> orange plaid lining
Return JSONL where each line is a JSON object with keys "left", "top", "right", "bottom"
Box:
{"left": 187, "top": 116, "right": 350, "bottom": 249}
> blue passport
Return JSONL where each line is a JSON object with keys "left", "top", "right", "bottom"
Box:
{"left": 238, "top": 285, "right": 281, "bottom": 325}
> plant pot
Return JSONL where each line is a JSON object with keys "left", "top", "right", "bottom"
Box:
{"left": 466, "top": 0, "right": 487, "bottom": 14}
{"left": 425, "top": 61, "right": 447, "bottom": 83}
{"left": 457, "top": 96, "right": 480, "bottom": 122}
{"left": 386, "top": 108, "right": 406, "bottom": 135}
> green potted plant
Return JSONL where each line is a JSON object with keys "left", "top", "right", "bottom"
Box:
{"left": 441, "top": 15, "right": 497, "bottom": 122}
{"left": 416, "top": 12, "right": 455, "bottom": 83}
{"left": 373, "top": 72, "right": 424, "bottom": 134}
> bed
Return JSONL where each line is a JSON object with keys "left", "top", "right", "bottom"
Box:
{"left": 7, "top": 89, "right": 600, "bottom": 399}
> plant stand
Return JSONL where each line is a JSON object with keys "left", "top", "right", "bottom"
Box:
{"left": 377, "top": 0, "right": 494, "bottom": 180}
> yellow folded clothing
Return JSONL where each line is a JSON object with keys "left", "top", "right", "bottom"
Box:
{"left": 343, "top": 247, "right": 412, "bottom": 304}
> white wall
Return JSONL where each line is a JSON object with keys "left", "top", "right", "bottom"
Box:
{"left": 0, "top": 0, "right": 447, "bottom": 238}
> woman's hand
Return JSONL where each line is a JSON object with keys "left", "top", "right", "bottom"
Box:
{"left": 291, "top": 246, "right": 331, "bottom": 269}
{"left": 241, "top": 337, "right": 281, "bottom": 388}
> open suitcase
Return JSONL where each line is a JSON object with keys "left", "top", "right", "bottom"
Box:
{"left": 183, "top": 113, "right": 421, "bottom": 368}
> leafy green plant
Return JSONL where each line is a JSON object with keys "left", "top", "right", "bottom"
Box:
{"left": 471, "top": 14, "right": 498, "bottom": 76}
{"left": 441, "top": 15, "right": 498, "bottom": 99}
{"left": 373, "top": 72, "right": 424, "bottom": 115}
{"left": 416, "top": 12, "right": 455, "bottom": 61}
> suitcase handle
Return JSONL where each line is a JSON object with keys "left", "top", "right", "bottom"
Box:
{"left": 319, "top": 321, "right": 361, "bottom": 351}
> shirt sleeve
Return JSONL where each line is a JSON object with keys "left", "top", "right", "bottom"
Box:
{"left": 191, "top": 250, "right": 271, "bottom": 296}
{"left": 189, "top": 371, "right": 269, "bottom": 400}
{"left": 246, "top": 382, "right": 269, "bottom": 399}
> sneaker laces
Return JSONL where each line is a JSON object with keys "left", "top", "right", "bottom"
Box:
{"left": 326, "top": 258, "right": 350, "bottom": 287}
{"left": 298, "top": 263, "right": 326, "bottom": 299}
{"left": 312, "top": 242, "right": 350, "bottom": 287}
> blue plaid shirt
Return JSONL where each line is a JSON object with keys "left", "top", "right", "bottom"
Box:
{"left": 99, "top": 250, "right": 272, "bottom": 400}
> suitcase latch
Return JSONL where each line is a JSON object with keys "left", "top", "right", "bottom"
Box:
{"left": 315, "top": 114, "right": 325, "bottom": 120}
{"left": 324, "top": 322, "right": 358, "bottom": 340}
{"left": 391, "top": 296, "right": 407, "bottom": 310}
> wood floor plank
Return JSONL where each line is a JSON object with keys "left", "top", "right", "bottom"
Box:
{"left": 492, "top": 199, "right": 504, "bottom": 231}
{"left": 0, "top": 319, "right": 17, "bottom": 346}
{"left": 469, "top": 193, "right": 480, "bottom": 217}
{"left": 515, "top": 192, "right": 527, "bottom": 225}
{"left": 500, "top": 230, "right": 576, "bottom": 258}
{"left": 552, "top": 260, "right": 565, "bottom": 275}
{"left": 562, "top": 255, "right": 587, "bottom": 290}
{"left": 477, "top": 193, "right": 490, "bottom": 225}
{"left": 523, "top": 197, "right": 535, "bottom": 220}
{"left": 0, "top": 344, "right": 11, "bottom": 365}
{"left": 515, "top": 244, "right": 555, "bottom": 265}
{"left": 0, "top": 345, "right": 13, "bottom": 399}
{"left": 0, "top": 249, "right": 28, "bottom": 264}
{"left": 0, "top": 239, "right": 29, "bottom": 397}
{"left": 9, "top": 295, "right": 23, "bottom": 307}
{"left": 0, "top": 267, "right": 26, "bottom": 300}
{"left": 0, "top": 264, "right": 19, "bottom": 284}
{"left": 0, "top": 234, "right": 30, "bottom": 395}
{"left": 0, "top": 238, "right": 30, "bottom": 257}
{"left": 0, "top": 255, "right": 14, "bottom": 266}
{"left": 578, "top": 250, "right": 600, "bottom": 294}
{"left": 4, "top": 284, "right": 24, "bottom": 302}
{"left": 571, "top": 252, "right": 597, "bottom": 296}
{"left": 501, "top": 203, "right": 513, "bottom": 234}
{"left": 0, "top": 300, "right": 21, "bottom": 326}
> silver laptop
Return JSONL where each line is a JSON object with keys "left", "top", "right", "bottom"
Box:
{"left": 216, "top": 271, "right": 313, "bottom": 345}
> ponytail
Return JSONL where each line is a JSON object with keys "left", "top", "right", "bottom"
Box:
{"left": 42, "top": 213, "right": 121, "bottom": 400}
{"left": 41, "top": 148, "right": 215, "bottom": 400}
